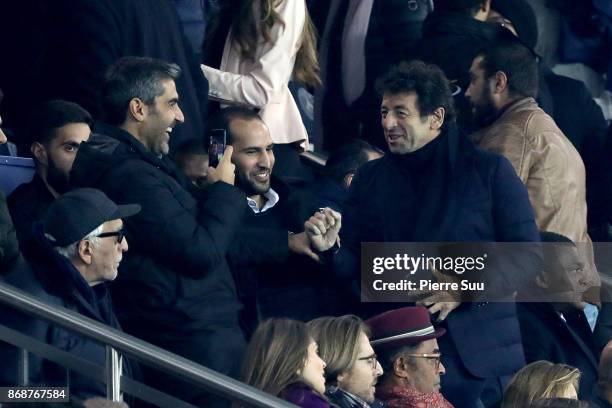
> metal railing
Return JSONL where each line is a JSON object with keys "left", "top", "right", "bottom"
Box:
{"left": 0, "top": 281, "right": 297, "bottom": 407}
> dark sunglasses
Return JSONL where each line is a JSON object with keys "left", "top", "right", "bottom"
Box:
{"left": 95, "top": 228, "right": 126, "bottom": 244}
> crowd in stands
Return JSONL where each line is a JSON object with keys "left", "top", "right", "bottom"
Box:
{"left": 0, "top": 0, "right": 611, "bottom": 407}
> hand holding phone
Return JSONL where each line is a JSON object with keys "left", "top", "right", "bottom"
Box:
{"left": 207, "top": 146, "right": 235, "bottom": 185}
{"left": 208, "top": 129, "right": 227, "bottom": 168}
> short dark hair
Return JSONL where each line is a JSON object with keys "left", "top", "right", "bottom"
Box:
{"left": 477, "top": 41, "right": 538, "bottom": 99}
{"left": 375, "top": 60, "right": 456, "bottom": 129}
{"left": 103, "top": 56, "right": 181, "bottom": 126}
{"left": 434, "top": 0, "right": 484, "bottom": 16}
{"left": 325, "top": 140, "right": 382, "bottom": 184}
{"left": 206, "top": 106, "right": 263, "bottom": 145}
{"left": 26, "top": 100, "right": 92, "bottom": 145}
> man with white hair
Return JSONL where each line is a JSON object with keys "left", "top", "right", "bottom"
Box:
{"left": 0, "top": 188, "right": 140, "bottom": 402}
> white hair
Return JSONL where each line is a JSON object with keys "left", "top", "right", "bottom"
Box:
{"left": 46, "top": 224, "right": 104, "bottom": 259}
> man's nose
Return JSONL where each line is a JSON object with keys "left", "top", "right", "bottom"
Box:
{"left": 174, "top": 105, "right": 185, "bottom": 124}
{"left": 258, "top": 152, "right": 271, "bottom": 169}
{"left": 0, "top": 128, "right": 7, "bottom": 144}
{"left": 375, "top": 361, "right": 383, "bottom": 376}
{"left": 439, "top": 361, "right": 446, "bottom": 376}
{"left": 382, "top": 115, "right": 396, "bottom": 130}
{"left": 121, "top": 237, "right": 129, "bottom": 252}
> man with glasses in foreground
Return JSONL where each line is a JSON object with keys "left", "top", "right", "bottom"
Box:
{"left": 0, "top": 188, "right": 140, "bottom": 402}
{"left": 308, "top": 315, "right": 384, "bottom": 408}
{"left": 368, "top": 306, "right": 453, "bottom": 408}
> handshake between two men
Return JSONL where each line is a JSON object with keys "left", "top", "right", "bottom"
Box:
{"left": 207, "top": 145, "right": 342, "bottom": 264}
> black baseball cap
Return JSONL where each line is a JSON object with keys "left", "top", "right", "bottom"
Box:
{"left": 43, "top": 188, "right": 141, "bottom": 246}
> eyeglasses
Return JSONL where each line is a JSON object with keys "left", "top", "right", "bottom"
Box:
{"left": 95, "top": 229, "right": 126, "bottom": 244}
{"left": 406, "top": 353, "right": 442, "bottom": 370}
{"left": 357, "top": 354, "right": 378, "bottom": 369}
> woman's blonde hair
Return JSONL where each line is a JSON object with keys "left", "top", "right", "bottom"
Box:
{"left": 230, "top": 0, "right": 321, "bottom": 87}
{"left": 502, "top": 361, "right": 581, "bottom": 408}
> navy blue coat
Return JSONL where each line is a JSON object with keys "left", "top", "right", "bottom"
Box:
{"left": 0, "top": 228, "right": 138, "bottom": 401}
{"left": 336, "top": 125, "right": 541, "bottom": 380}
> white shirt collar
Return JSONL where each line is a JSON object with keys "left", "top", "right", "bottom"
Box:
{"left": 246, "top": 188, "right": 280, "bottom": 213}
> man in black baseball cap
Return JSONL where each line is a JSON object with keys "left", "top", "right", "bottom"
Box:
{"left": 43, "top": 188, "right": 140, "bottom": 285}
{"left": 0, "top": 188, "right": 141, "bottom": 401}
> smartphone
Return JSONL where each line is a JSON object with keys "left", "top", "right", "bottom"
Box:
{"left": 208, "top": 129, "right": 227, "bottom": 168}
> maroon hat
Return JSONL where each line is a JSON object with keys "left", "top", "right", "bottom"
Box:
{"left": 365, "top": 306, "right": 445, "bottom": 350}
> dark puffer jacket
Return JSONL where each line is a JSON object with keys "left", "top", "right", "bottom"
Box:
{"left": 69, "top": 124, "right": 247, "bottom": 336}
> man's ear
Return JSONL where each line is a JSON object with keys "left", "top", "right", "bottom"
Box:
{"left": 430, "top": 107, "right": 445, "bottom": 131}
{"left": 493, "top": 71, "right": 509, "bottom": 94}
{"left": 77, "top": 239, "right": 94, "bottom": 266}
{"left": 343, "top": 172, "right": 355, "bottom": 189}
{"left": 393, "top": 356, "right": 410, "bottom": 379}
{"left": 31, "top": 142, "right": 48, "bottom": 166}
{"left": 128, "top": 98, "right": 148, "bottom": 122}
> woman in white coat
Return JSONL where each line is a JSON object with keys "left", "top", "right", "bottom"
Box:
{"left": 202, "top": 0, "right": 320, "bottom": 179}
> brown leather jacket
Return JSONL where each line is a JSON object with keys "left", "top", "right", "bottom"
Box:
{"left": 470, "top": 97, "right": 600, "bottom": 303}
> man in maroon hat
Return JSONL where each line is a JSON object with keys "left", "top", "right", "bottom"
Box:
{"left": 367, "top": 306, "right": 454, "bottom": 408}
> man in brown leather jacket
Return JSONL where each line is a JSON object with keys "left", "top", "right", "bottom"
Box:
{"left": 466, "top": 40, "right": 601, "bottom": 307}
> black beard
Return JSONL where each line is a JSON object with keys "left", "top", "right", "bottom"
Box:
{"left": 235, "top": 171, "right": 270, "bottom": 197}
{"left": 473, "top": 104, "right": 499, "bottom": 128}
{"left": 46, "top": 159, "right": 71, "bottom": 194}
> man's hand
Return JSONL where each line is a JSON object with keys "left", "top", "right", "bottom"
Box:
{"left": 206, "top": 146, "right": 235, "bottom": 185}
{"left": 417, "top": 291, "right": 461, "bottom": 322}
{"left": 288, "top": 231, "right": 320, "bottom": 262}
{"left": 304, "top": 207, "right": 341, "bottom": 252}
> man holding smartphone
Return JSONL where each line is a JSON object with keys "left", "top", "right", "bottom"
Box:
{"left": 69, "top": 57, "right": 285, "bottom": 407}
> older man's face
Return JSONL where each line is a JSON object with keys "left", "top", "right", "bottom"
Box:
{"left": 338, "top": 331, "right": 383, "bottom": 403}
{"left": 381, "top": 92, "right": 439, "bottom": 155}
{"left": 404, "top": 339, "right": 445, "bottom": 393}
{"left": 88, "top": 219, "right": 128, "bottom": 285}
{"left": 540, "top": 242, "right": 588, "bottom": 310}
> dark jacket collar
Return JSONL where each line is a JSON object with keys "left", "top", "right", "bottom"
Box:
{"left": 73, "top": 123, "right": 187, "bottom": 189}
{"left": 326, "top": 386, "right": 384, "bottom": 408}
{"left": 93, "top": 122, "right": 170, "bottom": 170}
